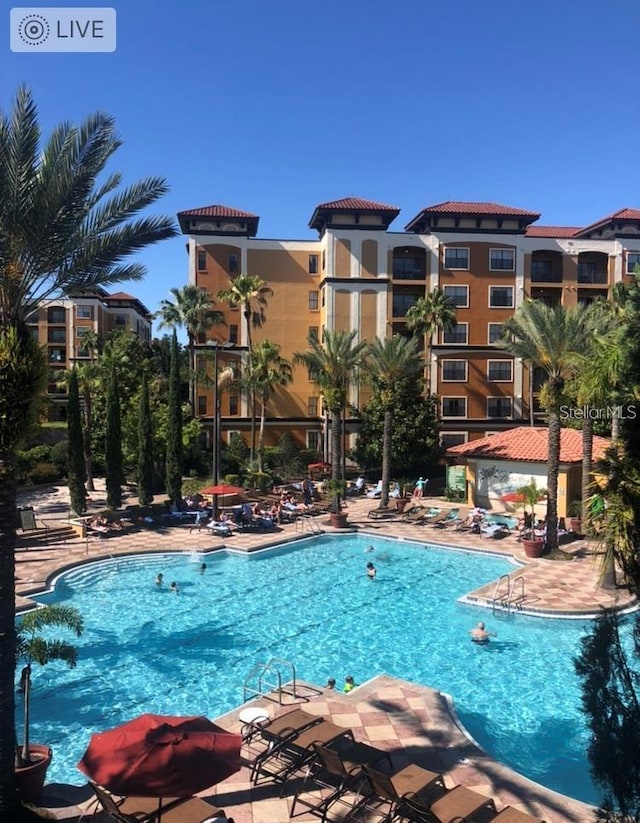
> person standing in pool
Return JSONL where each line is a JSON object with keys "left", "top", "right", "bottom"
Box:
{"left": 470, "top": 621, "right": 496, "bottom": 644}
{"left": 366, "top": 562, "right": 377, "bottom": 579}
{"left": 155, "top": 573, "right": 163, "bottom": 586}
{"left": 170, "top": 581, "right": 179, "bottom": 594}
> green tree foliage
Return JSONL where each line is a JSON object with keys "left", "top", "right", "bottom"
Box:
{"left": 353, "top": 376, "right": 441, "bottom": 477}
{"left": 165, "top": 331, "right": 183, "bottom": 505}
{"left": 575, "top": 608, "right": 640, "bottom": 819}
{"left": 66, "top": 369, "right": 87, "bottom": 515}
{"left": 220, "top": 432, "right": 250, "bottom": 480}
{"left": 0, "top": 85, "right": 176, "bottom": 817}
{"left": 105, "top": 363, "right": 122, "bottom": 510}
{"left": 136, "top": 370, "right": 154, "bottom": 506}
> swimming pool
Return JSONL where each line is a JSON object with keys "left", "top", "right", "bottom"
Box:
{"left": 20, "top": 535, "right": 602, "bottom": 804}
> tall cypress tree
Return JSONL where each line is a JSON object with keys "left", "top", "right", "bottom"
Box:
{"left": 67, "top": 368, "right": 87, "bottom": 515}
{"left": 105, "top": 361, "right": 122, "bottom": 510}
{"left": 165, "top": 331, "right": 183, "bottom": 506}
{"left": 137, "top": 370, "right": 154, "bottom": 506}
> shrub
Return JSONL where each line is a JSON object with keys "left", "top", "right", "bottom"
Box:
{"left": 50, "top": 440, "right": 68, "bottom": 476}
{"left": 27, "top": 461, "right": 61, "bottom": 484}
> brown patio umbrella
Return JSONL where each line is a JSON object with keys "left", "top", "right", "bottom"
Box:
{"left": 78, "top": 714, "right": 241, "bottom": 821}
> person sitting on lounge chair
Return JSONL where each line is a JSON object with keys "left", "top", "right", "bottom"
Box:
{"left": 347, "top": 476, "right": 366, "bottom": 496}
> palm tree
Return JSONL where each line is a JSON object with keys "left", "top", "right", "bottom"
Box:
{"left": 294, "top": 330, "right": 367, "bottom": 509}
{"left": 499, "top": 301, "right": 590, "bottom": 554}
{"left": 155, "top": 285, "right": 224, "bottom": 414}
{"left": 249, "top": 340, "right": 293, "bottom": 472}
{"left": 217, "top": 274, "right": 273, "bottom": 461}
{"left": 405, "top": 287, "right": 457, "bottom": 393}
{"left": 366, "top": 335, "right": 424, "bottom": 508}
{"left": 0, "top": 86, "right": 176, "bottom": 817}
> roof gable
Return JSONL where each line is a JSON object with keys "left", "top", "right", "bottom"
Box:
{"left": 405, "top": 201, "right": 540, "bottom": 234}
{"left": 309, "top": 196, "right": 400, "bottom": 234}
{"left": 177, "top": 204, "right": 259, "bottom": 237}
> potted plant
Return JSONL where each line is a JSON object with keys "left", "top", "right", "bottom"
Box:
{"left": 568, "top": 499, "right": 583, "bottom": 536}
{"left": 517, "top": 480, "right": 548, "bottom": 558}
{"left": 326, "top": 479, "right": 349, "bottom": 528}
{"left": 16, "top": 604, "right": 84, "bottom": 802}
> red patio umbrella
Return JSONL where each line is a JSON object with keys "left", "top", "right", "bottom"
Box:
{"left": 200, "top": 484, "right": 245, "bottom": 497}
{"left": 78, "top": 714, "right": 241, "bottom": 821}
{"left": 500, "top": 491, "right": 526, "bottom": 504}
{"left": 308, "top": 462, "right": 331, "bottom": 472}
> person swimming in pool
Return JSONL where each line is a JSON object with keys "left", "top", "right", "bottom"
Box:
{"left": 470, "top": 621, "right": 496, "bottom": 644}
{"left": 343, "top": 675, "right": 357, "bottom": 693}
{"left": 366, "top": 561, "right": 377, "bottom": 579}
{"left": 155, "top": 573, "right": 163, "bottom": 586}
{"left": 170, "top": 581, "right": 179, "bottom": 594}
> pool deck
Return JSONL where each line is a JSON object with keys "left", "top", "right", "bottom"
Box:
{"left": 15, "top": 487, "right": 634, "bottom": 822}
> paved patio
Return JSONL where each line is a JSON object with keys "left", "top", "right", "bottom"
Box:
{"left": 14, "top": 485, "right": 634, "bottom": 822}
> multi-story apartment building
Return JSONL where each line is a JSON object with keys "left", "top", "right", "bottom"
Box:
{"left": 178, "top": 199, "right": 640, "bottom": 454}
{"left": 27, "top": 288, "right": 152, "bottom": 421}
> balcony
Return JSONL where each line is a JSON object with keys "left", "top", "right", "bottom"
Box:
{"left": 577, "top": 264, "right": 608, "bottom": 284}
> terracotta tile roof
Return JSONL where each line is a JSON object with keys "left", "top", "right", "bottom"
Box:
{"left": 106, "top": 291, "right": 135, "bottom": 300}
{"left": 315, "top": 197, "right": 400, "bottom": 212}
{"left": 416, "top": 201, "right": 540, "bottom": 217}
{"left": 447, "top": 426, "right": 610, "bottom": 464}
{"left": 177, "top": 204, "right": 258, "bottom": 219}
{"left": 525, "top": 226, "right": 582, "bottom": 238}
{"left": 575, "top": 207, "right": 640, "bottom": 237}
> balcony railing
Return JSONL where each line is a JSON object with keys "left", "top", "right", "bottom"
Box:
{"left": 577, "top": 265, "right": 608, "bottom": 284}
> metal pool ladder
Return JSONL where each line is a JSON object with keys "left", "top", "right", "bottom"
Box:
{"left": 243, "top": 657, "right": 300, "bottom": 704}
{"left": 492, "top": 574, "right": 526, "bottom": 614}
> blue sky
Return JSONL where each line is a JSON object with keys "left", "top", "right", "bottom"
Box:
{"left": 3, "top": 0, "right": 639, "bottom": 331}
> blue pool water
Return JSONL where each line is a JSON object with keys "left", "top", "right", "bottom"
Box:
{"left": 20, "top": 535, "right": 603, "bottom": 804}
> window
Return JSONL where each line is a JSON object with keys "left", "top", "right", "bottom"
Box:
{"left": 49, "top": 348, "right": 65, "bottom": 363}
{"left": 322, "top": 250, "right": 326, "bottom": 270}
{"left": 392, "top": 256, "right": 424, "bottom": 279}
{"left": 48, "top": 328, "right": 66, "bottom": 343}
{"left": 444, "top": 247, "right": 469, "bottom": 270}
{"left": 308, "top": 290, "right": 319, "bottom": 311}
{"left": 441, "top": 432, "right": 467, "bottom": 448}
{"left": 76, "top": 305, "right": 93, "bottom": 319}
{"left": 490, "top": 248, "right": 515, "bottom": 271}
{"left": 488, "top": 323, "right": 504, "bottom": 344}
{"left": 532, "top": 366, "right": 546, "bottom": 392}
{"left": 197, "top": 396, "right": 207, "bottom": 415}
{"left": 577, "top": 261, "right": 607, "bottom": 284}
{"left": 627, "top": 252, "right": 640, "bottom": 274}
{"left": 308, "top": 326, "right": 319, "bottom": 342}
{"left": 229, "top": 395, "right": 239, "bottom": 415}
{"left": 489, "top": 286, "right": 513, "bottom": 308}
{"left": 308, "top": 397, "right": 318, "bottom": 416}
{"left": 229, "top": 324, "right": 238, "bottom": 344}
{"left": 530, "top": 259, "right": 561, "bottom": 282}
{"left": 392, "top": 293, "right": 418, "bottom": 316}
{"left": 114, "top": 314, "right": 127, "bottom": 326}
{"left": 443, "top": 323, "right": 468, "bottom": 344}
{"left": 229, "top": 253, "right": 238, "bottom": 273}
{"left": 443, "top": 285, "right": 469, "bottom": 308}
{"left": 75, "top": 326, "right": 90, "bottom": 338}
{"left": 309, "top": 254, "right": 319, "bottom": 274}
{"left": 307, "top": 431, "right": 321, "bottom": 451}
{"left": 26, "top": 310, "right": 39, "bottom": 324}
{"left": 48, "top": 307, "right": 66, "bottom": 324}
{"left": 487, "top": 397, "right": 513, "bottom": 418}
{"left": 307, "top": 367, "right": 316, "bottom": 382}
{"left": 442, "top": 397, "right": 467, "bottom": 417}
{"left": 442, "top": 360, "right": 467, "bottom": 381}
{"left": 197, "top": 249, "right": 207, "bottom": 271}
{"left": 487, "top": 360, "right": 513, "bottom": 381}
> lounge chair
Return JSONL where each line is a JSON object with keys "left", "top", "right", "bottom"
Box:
{"left": 402, "top": 505, "right": 437, "bottom": 523}
{"left": 366, "top": 480, "right": 383, "bottom": 498}
{"left": 290, "top": 740, "right": 393, "bottom": 820}
{"left": 433, "top": 507, "right": 468, "bottom": 529}
{"left": 360, "top": 763, "right": 446, "bottom": 822}
{"left": 250, "top": 718, "right": 354, "bottom": 788}
{"left": 90, "top": 782, "right": 226, "bottom": 823}
{"left": 424, "top": 508, "right": 459, "bottom": 527}
{"left": 246, "top": 707, "right": 325, "bottom": 779}
{"left": 428, "top": 784, "right": 497, "bottom": 823}
{"left": 480, "top": 522, "right": 510, "bottom": 539}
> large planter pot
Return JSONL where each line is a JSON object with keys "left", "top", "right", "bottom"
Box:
{"left": 329, "top": 512, "right": 349, "bottom": 529}
{"left": 15, "top": 744, "right": 52, "bottom": 803}
{"left": 570, "top": 517, "right": 583, "bottom": 536}
{"left": 522, "top": 537, "right": 545, "bottom": 558}
{"left": 395, "top": 498, "right": 410, "bottom": 514}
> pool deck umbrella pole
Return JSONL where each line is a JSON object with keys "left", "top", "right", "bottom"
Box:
{"left": 77, "top": 713, "right": 242, "bottom": 821}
